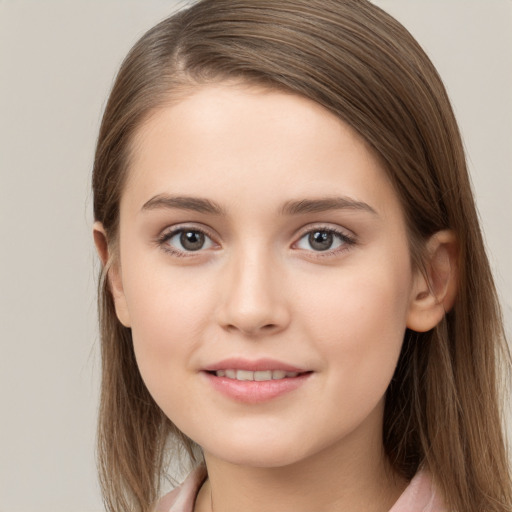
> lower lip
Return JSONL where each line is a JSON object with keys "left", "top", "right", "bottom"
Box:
{"left": 203, "top": 372, "right": 312, "bottom": 403}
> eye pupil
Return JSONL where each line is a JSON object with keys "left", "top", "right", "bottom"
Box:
{"left": 180, "top": 230, "right": 205, "bottom": 251}
{"left": 309, "top": 231, "right": 333, "bottom": 251}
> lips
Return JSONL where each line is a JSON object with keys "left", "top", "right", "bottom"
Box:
{"left": 214, "top": 369, "right": 300, "bottom": 381}
{"left": 203, "top": 357, "right": 305, "bottom": 373}
{"left": 202, "top": 358, "right": 312, "bottom": 403}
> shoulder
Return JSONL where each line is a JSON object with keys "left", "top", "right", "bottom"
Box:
{"left": 156, "top": 465, "right": 207, "bottom": 512}
{"left": 389, "top": 468, "right": 448, "bottom": 512}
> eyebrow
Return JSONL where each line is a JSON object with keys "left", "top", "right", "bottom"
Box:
{"left": 141, "top": 194, "right": 377, "bottom": 216}
{"left": 280, "top": 197, "right": 378, "bottom": 216}
{"left": 141, "top": 195, "right": 226, "bottom": 215}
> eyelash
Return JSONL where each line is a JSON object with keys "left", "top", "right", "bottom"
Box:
{"left": 156, "top": 225, "right": 218, "bottom": 258}
{"left": 156, "top": 225, "right": 357, "bottom": 258}
{"left": 294, "top": 226, "right": 357, "bottom": 258}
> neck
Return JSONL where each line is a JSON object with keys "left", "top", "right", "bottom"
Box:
{"left": 195, "top": 413, "right": 407, "bottom": 512}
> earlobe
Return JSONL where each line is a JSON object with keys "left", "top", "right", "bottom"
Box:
{"left": 406, "top": 230, "right": 458, "bottom": 333}
{"left": 93, "top": 222, "right": 131, "bottom": 328}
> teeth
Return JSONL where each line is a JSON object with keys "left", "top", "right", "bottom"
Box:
{"left": 215, "top": 369, "right": 300, "bottom": 381}
{"left": 237, "top": 370, "right": 253, "bottom": 381}
{"left": 254, "top": 370, "right": 272, "bottom": 381}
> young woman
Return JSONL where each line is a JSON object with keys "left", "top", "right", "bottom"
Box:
{"left": 92, "top": 1, "right": 511, "bottom": 511}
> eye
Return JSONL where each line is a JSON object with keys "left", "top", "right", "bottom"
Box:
{"left": 160, "top": 228, "right": 216, "bottom": 254}
{"left": 295, "top": 228, "right": 354, "bottom": 253}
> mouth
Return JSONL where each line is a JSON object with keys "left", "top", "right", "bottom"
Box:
{"left": 209, "top": 369, "right": 303, "bottom": 381}
{"left": 202, "top": 359, "right": 312, "bottom": 403}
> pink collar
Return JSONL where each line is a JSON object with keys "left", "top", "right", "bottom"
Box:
{"left": 157, "top": 465, "right": 446, "bottom": 512}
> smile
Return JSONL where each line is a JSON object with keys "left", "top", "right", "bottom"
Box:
{"left": 214, "top": 369, "right": 300, "bottom": 381}
{"left": 204, "top": 364, "right": 312, "bottom": 403}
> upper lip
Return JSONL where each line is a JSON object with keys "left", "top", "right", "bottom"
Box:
{"left": 202, "top": 358, "right": 307, "bottom": 373}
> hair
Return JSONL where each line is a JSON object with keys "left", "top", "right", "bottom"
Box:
{"left": 92, "top": 1, "right": 511, "bottom": 511}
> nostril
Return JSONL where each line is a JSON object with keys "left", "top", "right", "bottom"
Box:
{"left": 216, "top": 290, "right": 291, "bottom": 335}
{"left": 223, "top": 322, "right": 279, "bottom": 336}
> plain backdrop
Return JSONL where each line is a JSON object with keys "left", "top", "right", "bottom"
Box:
{"left": 1, "top": 1, "right": 511, "bottom": 511}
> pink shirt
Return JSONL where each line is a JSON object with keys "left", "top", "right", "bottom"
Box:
{"left": 157, "top": 465, "right": 447, "bottom": 512}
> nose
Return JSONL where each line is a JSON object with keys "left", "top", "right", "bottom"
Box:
{"left": 215, "top": 248, "right": 291, "bottom": 337}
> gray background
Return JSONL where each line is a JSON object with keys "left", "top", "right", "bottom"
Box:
{"left": 1, "top": 1, "right": 510, "bottom": 511}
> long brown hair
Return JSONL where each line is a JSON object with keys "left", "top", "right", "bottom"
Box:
{"left": 92, "top": 1, "right": 511, "bottom": 510}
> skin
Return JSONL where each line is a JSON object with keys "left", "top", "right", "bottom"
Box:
{"left": 95, "top": 83, "right": 457, "bottom": 512}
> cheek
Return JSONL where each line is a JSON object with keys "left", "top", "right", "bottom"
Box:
{"left": 297, "top": 258, "right": 412, "bottom": 392}
{"left": 125, "top": 275, "right": 214, "bottom": 425}
{"left": 131, "top": 286, "right": 213, "bottom": 346}
{"left": 119, "top": 247, "right": 217, "bottom": 390}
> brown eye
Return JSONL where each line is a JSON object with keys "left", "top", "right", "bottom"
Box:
{"left": 180, "top": 230, "right": 205, "bottom": 251}
{"left": 295, "top": 227, "right": 355, "bottom": 254}
{"left": 308, "top": 231, "right": 334, "bottom": 251}
{"left": 162, "top": 228, "right": 215, "bottom": 254}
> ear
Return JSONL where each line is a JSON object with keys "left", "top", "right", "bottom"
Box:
{"left": 406, "top": 230, "right": 458, "bottom": 333}
{"left": 93, "top": 221, "right": 131, "bottom": 328}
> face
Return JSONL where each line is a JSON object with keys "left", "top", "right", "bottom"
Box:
{"left": 110, "top": 83, "right": 423, "bottom": 468}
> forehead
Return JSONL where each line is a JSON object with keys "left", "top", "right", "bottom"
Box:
{"left": 123, "top": 83, "right": 401, "bottom": 221}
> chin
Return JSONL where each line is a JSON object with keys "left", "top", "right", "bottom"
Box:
{"left": 201, "top": 433, "right": 311, "bottom": 469}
